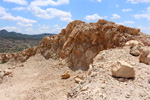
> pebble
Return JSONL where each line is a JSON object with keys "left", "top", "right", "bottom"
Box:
{"left": 125, "top": 93, "right": 130, "bottom": 98}
{"left": 91, "top": 72, "right": 97, "bottom": 77}
{"left": 148, "top": 79, "right": 150, "bottom": 84}
{"left": 4, "top": 69, "right": 12, "bottom": 75}
{"left": 81, "top": 85, "right": 89, "bottom": 91}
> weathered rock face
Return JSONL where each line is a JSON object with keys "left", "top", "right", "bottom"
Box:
{"left": 1, "top": 19, "right": 142, "bottom": 70}
{"left": 111, "top": 61, "right": 135, "bottom": 78}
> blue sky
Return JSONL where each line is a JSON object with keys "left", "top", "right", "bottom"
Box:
{"left": 0, "top": 0, "right": 150, "bottom": 34}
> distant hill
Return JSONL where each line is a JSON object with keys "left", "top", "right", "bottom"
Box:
{"left": 0, "top": 29, "right": 56, "bottom": 39}
{"left": 0, "top": 29, "right": 56, "bottom": 53}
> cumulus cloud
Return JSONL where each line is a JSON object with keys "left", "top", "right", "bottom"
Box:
{"left": 30, "top": 0, "right": 69, "bottom": 7}
{"left": 97, "top": 0, "right": 102, "bottom": 2}
{"left": 124, "top": 21, "right": 135, "bottom": 24}
{"left": 28, "top": 6, "right": 72, "bottom": 22}
{"left": 134, "top": 7, "right": 150, "bottom": 21}
{"left": 12, "top": 7, "right": 26, "bottom": 11}
{"left": 85, "top": 14, "right": 107, "bottom": 21}
{"left": 0, "top": 15, "right": 37, "bottom": 23}
{"left": 122, "top": 8, "right": 132, "bottom": 12}
{"left": 25, "top": 24, "right": 62, "bottom": 34}
{"left": 90, "top": 0, "right": 102, "bottom": 2}
{"left": 127, "top": 0, "right": 150, "bottom": 4}
{"left": 3, "top": 0, "right": 28, "bottom": 5}
{"left": 0, "top": 6, "right": 37, "bottom": 24}
{"left": 116, "top": 4, "right": 119, "bottom": 8}
{"left": 17, "top": 22, "right": 33, "bottom": 27}
{"left": 0, "top": 26, "right": 22, "bottom": 32}
{"left": 0, "top": 6, "right": 8, "bottom": 16}
{"left": 111, "top": 14, "right": 120, "bottom": 19}
{"left": 138, "top": 26, "right": 150, "bottom": 34}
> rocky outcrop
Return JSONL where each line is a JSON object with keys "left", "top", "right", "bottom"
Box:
{"left": 111, "top": 61, "right": 135, "bottom": 78}
{"left": 1, "top": 19, "right": 142, "bottom": 70}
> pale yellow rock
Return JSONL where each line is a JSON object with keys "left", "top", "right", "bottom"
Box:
{"left": 139, "top": 47, "right": 150, "bottom": 65}
{"left": 81, "top": 85, "right": 89, "bottom": 91}
{"left": 4, "top": 69, "right": 12, "bottom": 75}
{"left": 111, "top": 61, "right": 135, "bottom": 78}
{"left": 75, "top": 77, "right": 83, "bottom": 83}
{"left": 130, "top": 45, "right": 141, "bottom": 56}
{"left": 125, "top": 40, "right": 144, "bottom": 48}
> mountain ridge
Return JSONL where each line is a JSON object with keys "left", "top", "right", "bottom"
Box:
{"left": 0, "top": 29, "right": 56, "bottom": 53}
{"left": 0, "top": 29, "right": 56, "bottom": 39}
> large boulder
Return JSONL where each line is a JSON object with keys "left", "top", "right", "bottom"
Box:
{"left": 130, "top": 45, "right": 141, "bottom": 56}
{"left": 125, "top": 40, "right": 144, "bottom": 48}
{"left": 111, "top": 61, "right": 135, "bottom": 78}
{"left": 139, "top": 47, "right": 150, "bottom": 65}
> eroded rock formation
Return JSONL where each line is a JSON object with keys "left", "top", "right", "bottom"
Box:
{"left": 1, "top": 19, "right": 143, "bottom": 70}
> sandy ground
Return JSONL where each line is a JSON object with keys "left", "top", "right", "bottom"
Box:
{"left": 0, "top": 54, "right": 81, "bottom": 100}
{"left": 68, "top": 46, "right": 150, "bottom": 100}
{"left": 0, "top": 46, "right": 150, "bottom": 100}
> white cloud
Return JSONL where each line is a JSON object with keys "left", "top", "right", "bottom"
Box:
{"left": 138, "top": 26, "right": 150, "bottom": 34}
{"left": 0, "top": 26, "right": 22, "bottom": 32}
{"left": 12, "top": 7, "right": 26, "bottom": 11}
{"left": 0, "top": 6, "right": 8, "bottom": 16}
{"left": 124, "top": 21, "right": 135, "bottom": 24}
{"left": 97, "top": 0, "right": 102, "bottom": 2}
{"left": 39, "top": 24, "right": 51, "bottom": 29}
{"left": 3, "top": 0, "right": 28, "bottom": 5}
{"left": 30, "top": 0, "right": 69, "bottom": 7}
{"left": 134, "top": 7, "right": 150, "bottom": 21}
{"left": 111, "top": 14, "right": 120, "bottom": 19}
{"left": 17, "top": 22, "right": 33, "bottom": 27}
{"left": 85, "top": 14, "right": 107, "bottom": 21}
{"left": 52, "top": 24, "right": 62, "bottom": 33}
{"left": 116, "top": 4, "right": 119, "bottom": 8}
{"left": 0, "top": 15, "right": 37, "bottom": 23}
{"left": 127, "top": 0, "right": 150, "bottom": 4}
{"left": 90, "top": 0, "right": 102, "bottom": 2}
{"left": 0, "top": 6, "right": 37, "bottom": 24}
{"left": 122, "top": 8, "right": 132, "bottom": 12}
{"left": 24, "top": 24, "right": 62, "bottom": 35}
{"left": 28, "top": 6, "right": 72, "bottom": 22}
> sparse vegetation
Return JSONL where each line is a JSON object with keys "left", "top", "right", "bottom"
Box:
{"left": 0, "top": 29, "right": 56, "bottom": 53}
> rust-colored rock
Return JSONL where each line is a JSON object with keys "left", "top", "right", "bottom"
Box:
{"left": 61, "top": 71, "right": 70, "bottom": 79}
{"left": 1, "top": 19, "right": 144, "bottom": 70}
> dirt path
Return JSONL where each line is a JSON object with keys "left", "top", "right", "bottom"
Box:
{"left": 0, "top": 54, "right": 77, "bottom": 100}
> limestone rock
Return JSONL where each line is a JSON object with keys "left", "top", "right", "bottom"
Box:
{"left": 74, "top": 76, "right": 83, "bottom": 83}
{"left": 125, "top": 40, "right": 144, "bottom": 48}
{"left": 75, "top": 77, "right": 83, "bottom": 83}
{"left": 111, "top": 61, "right": 135, "bottom": 78}
{"left": 4, "top": 69, "right": 12, "bottom": 75}
{"left": 139, "top": 47, "right": 150, "bottom": 65}
{"left": 61, "top": 71, "right": 70, "bottom": 79}
{"left": 130, "top": 45, "right": 141, "bottom": 56}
